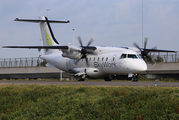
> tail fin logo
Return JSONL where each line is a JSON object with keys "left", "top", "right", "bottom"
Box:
{"left": 45, "top": 30, "right": 52, "bottom": 46}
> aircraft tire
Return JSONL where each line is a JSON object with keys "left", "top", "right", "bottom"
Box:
{"left": 104, "top": 77, "right": 112, "bottom": 82}
{"left": 78, "top": 79, "right": 85, "bottom": 81}
{"left": 77, "top": 77, "right": 85, "bottom": 81}
{"left": 132, "top": 75, "right": 138, "bottom": 82}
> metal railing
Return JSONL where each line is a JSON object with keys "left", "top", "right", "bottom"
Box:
{"left": 0, "top": 57, "right": 46, "bottom": 68}
{"left": 150, "top": 53, "right": 179, "bottom": 63}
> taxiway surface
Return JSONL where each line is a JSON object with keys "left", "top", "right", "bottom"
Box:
{"left": 0, "top": 81, "right": 179, "bottom": 87}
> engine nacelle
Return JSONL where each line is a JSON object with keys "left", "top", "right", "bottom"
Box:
{"left": 62, "top": 52, "right": 80, "bottom": 59}
{"left": 85, "top": 68, "right": 104, "bottom": 78}
{"left": 61, "top": 46, "right": 81, "bottom": 59}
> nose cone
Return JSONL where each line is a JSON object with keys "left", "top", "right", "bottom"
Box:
{"left": 126, "top": 59, "right": 147, "bottom": 73}
{"left": 137, "top": 60, "right": 147, "bottom": 72}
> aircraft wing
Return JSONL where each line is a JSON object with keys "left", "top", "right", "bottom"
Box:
{"left": 2, "top": 45, "right": 97, "bottom": 50}
{"left": 143, "top": 48, "right": 177, "bottom": 53}
{"left": 123, "top": 47, "right": 177, "bottom": 53}
{"left": 2, "top": 45, "right": 69, "bottom": 49}
{"left": 3, "top": 45, "right": 97, "bottom": 60}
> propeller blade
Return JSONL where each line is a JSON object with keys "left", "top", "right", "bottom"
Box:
{"left": 77, "top": 36, "right": 83, "bottom": 47}
{"left": 87, "top": 38, "right": 94, "bottom": 47}
{"left": 133, "top": 42, "right": 142, "bottom": 51}
{"left": 144, "top": 37, "right": 148, "bottom": 49}
{"left": 75, "top": 36, "right": 95, "bottom": 67}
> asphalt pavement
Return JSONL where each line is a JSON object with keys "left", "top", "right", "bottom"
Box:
{"left": 0, "top": 81, "right": 179, "bottom": 87}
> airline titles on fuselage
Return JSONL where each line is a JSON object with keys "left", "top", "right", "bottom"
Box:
{"left": 94, "top": 62, "right": 118, "bottom": 69}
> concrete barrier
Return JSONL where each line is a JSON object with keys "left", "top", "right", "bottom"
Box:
{"left": 0, "top": 67, "right": 71, "bottom": 79}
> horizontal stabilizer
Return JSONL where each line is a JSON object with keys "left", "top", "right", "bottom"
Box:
{"left": 14, "top": 18, "right": 70, "bottom": 23}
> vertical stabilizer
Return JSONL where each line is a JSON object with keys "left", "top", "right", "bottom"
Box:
{"left": 39, "top": 16, "right": 59, "bottom": 54}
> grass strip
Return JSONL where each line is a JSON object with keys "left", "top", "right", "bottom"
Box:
{"left": 0, "top": 85, "right": 179, "bottom": 119}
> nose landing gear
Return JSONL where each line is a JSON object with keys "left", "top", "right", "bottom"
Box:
{"left": 132, "top": 74, "right": 138, "bottom": 82}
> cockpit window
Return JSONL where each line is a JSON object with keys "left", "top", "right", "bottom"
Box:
{"left": 120, "top": 54, "right": 141, "bottom": 59}
{"left": 120, "top": 54, "right": 127, "bottom": 59}
{"left": 128, "top": 54, "right": 138, "bottom": 59}
{"left": 137, "top": 54, "right": 142, "bottom": 59}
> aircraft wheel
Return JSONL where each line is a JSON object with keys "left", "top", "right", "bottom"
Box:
{"left": 104, "top": 77, "right": 112, "bottom": 81}
{"left": 135, "top": 77, "right": 138, "bottom": 82}
{"left": 77, "top": 76, "right": 85, "bottom": 81}
{"left": 78, "top": 79, "right": 85, "bottom": 81}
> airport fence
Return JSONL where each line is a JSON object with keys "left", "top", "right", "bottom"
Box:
{"left": 150, "top": 53, "right": 179, "bottom": 63}
{"left": 0, "top": 57, "right": 46, "bottom": 68}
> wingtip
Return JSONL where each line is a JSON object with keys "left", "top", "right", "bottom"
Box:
{"left": 2, "top": 46, "right": 7, "bottom": 48}
{"left": 14, "top": 18, "right": 19, "bottom": 21}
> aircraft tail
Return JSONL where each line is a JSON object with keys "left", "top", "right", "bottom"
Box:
{"left": 39, "top": 16, "right": 59, "bottom": 54}
{"left": 15, "top": 16, "right": 70, "bottom": 55}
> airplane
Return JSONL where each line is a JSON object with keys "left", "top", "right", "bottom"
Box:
{"left": 2, "top": 16, "right": 176, "bottom": 82}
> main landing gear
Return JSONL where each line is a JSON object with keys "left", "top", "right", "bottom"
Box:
{"left": 77, "top": 75, "right": 86, "bottom": 81}
{"left": 104, "top": 75, "right": 114, "bottom": 81}
{"left": 104, "top": 77, "right": 112, "bottom": 81}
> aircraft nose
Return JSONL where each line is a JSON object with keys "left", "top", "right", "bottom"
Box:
{"left": 137, "top": 60, "right": 147, "bottom": 72}
{"left": 125, "top": 59, "right": 147, "bottom": 73}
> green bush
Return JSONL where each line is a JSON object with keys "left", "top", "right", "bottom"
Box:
{"left": 0, "top": 85, "right": 179, "bottom": 119}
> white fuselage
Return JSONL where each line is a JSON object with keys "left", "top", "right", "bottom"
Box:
{"left": 40, "top": 46, "right": 147, "bottom": 78}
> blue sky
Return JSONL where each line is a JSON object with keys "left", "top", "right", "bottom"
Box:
{"left": 0, "top": 0, "right": 179, "bottom": 58}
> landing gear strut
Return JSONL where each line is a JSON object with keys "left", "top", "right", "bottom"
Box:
{"left": 77, "top": 75, "right": 86, "bottom": 81}
{"left": 104, "top": 75, "right": 113, "bottom": 81}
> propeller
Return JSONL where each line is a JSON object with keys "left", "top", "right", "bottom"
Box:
{"left": 74, "top": 36, "right": 94, "bottom": 66}
{"left": 133, "top": 37, "right": 155, "bottom": 63}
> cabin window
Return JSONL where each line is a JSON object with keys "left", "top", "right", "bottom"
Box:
{"left": 113, "top": 57, "right": 115, "bottom": 61}
{"left": 128, "top": 54, "right": 138, "bottom": 59}
{"left": 94, "top": 58, "right": 95, "bottom": 61}
{"left": 98, "top": 57, "right": 100, "bottom": 61}
{"left": 120, "top": 54, "right": 127, "bottom": 59}
{"left": 102, "top": 57, "right": 104, "bottom": 61}
{"left": 106, "top": 57, "right": 108, "bottom": 61}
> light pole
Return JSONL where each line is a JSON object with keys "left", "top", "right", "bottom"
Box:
{"left": 73, "top": 29, "right": 75, "bottom": 45}
{"left": 47, "top": 9, "right": 51, "bottom": 18}
{"left": 142, "top": 0, "right": 143, "bottom": 48}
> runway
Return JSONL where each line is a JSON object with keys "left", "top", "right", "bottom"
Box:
{"left": 0, "top": 81, "right": 179, "bottom": 87}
